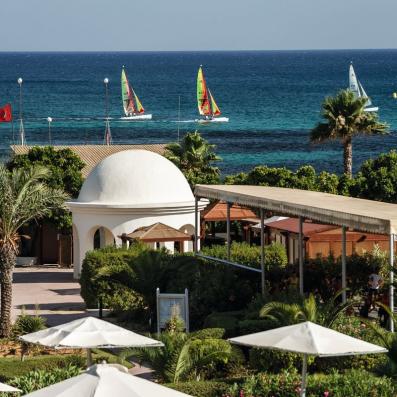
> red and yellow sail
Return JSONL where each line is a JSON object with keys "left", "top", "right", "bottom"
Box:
{"left": 121, "top": 67, "right": 145, "bottom": 116}
{"left": 197, "top": 66, "right": 221, "bottom": 117}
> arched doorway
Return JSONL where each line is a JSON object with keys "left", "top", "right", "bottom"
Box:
{"left": 179, "top": 224, "right": 194, "bottom": 252}
{"left": 92, "top": 226, "right": 115, "bottom": 250}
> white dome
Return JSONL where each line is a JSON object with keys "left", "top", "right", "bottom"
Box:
{"left": 77, "top": 150, "right": 194, "bottom": 206}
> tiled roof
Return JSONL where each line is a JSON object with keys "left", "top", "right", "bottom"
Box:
{"left": 123, "top": 222, "right": 192, "bottom": 242}
{"left": 202, "top": 201, "right": 258, "bottom": 222}
{"left": 265, "top": 217, "right": 335, "bottom": 235}
{"left": 10, "top": 144, "right": 167, "bottom": 178}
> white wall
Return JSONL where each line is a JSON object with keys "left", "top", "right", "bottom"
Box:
{"left": 71, "top": 208, "right": 197, "bottom": 278}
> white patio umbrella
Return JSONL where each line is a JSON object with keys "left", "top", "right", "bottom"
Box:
{"left": 0, "top": 381, "right": 21, "bottom": 393}
{"left": 229, "top": 321, "right": 387, "bottom": 397}
{"left": 20, "top": 316, "right": 163, "bottom": 365}
{"left": 23, "top": 363, "right": 193, "bottom": 397}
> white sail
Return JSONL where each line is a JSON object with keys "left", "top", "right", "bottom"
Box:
{"left": 349, "top": 64, "right": 360, "bottom": 98}
{"left": 348, "top": 63, "right": 377, "bottom": 112}
{"left": 358, "top": 81, "right": 372, "bottom": 107}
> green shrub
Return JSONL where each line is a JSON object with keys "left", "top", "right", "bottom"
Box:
{"left": 314, "top": 316, "right": 387, "bottom": 373}
{"left": 190, "top": 328, "right": 226, "bottom": 340}
{"left": 10, "top": 365, "right": 81, "bottom": 394}
{"left": 203, "top": 313, "right": 240, "bottom": 335}
{"left": 124, "top": 329, "right": 241, "bottom": 383}
{"left": 79, "top": 243, "right": 147, "bottom": 310}
{"left": 202, "top": 242, "right": 260, "bottom": 268}
{"left": 249, "top": 348, "right": 302, "bottom": 373}
{"left": 167, "top": 380, "right": 229, "bottom": 397}
{"left": 201, "top": 242, "right": 287, "bottom": 270}
{"left": 0, "top": 355, "right": 85, "bottom": 382}
{"left": 12, "top": 312, "right": 46, "bottom": 337}
{"left": 224, "top": 164, "right": 340, "bottom": 195}
{"left": 265, "top": 242, "right": 288, "bottom": 268}
{"left": 227, "top": 369, "right": 396, "bottom": 397}
{"left": 236, "top": 318, "right": 279, "bottom": 335}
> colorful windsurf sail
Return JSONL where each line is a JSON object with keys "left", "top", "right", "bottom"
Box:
{"left": 121, "top": 67, "right": 145, "bottom": 116}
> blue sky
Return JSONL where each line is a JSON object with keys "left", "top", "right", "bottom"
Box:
{"left": 2, "top": 0, "right": 397, "bottom": 51}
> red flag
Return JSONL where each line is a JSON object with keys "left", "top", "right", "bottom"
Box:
{"left": 0, "top": 104, "right": 12, "bottom": 122}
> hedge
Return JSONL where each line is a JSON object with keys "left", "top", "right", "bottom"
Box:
{"left": 201, "top": 241, "right": 288, "bottom": 270}
{"left": 166, "top": 380, "right": 230, "bottom": 397}
{"left": 0, "top": 355, "right": 85, "bottom": 382}
{"left": 0, "top": 350, "right": 130, "bottom": 382}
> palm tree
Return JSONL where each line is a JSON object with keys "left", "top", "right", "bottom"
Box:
{"left": 120, "top": 329, "right": 241, "bottom": 383}
{"left": 165, "top": 131, "right": 221, "bottom": 186}
{"left": 260, "top": 293, "right": 353, "bottom": 328}
{"left": 311, "top": 90, "right": 388, "bottom": 178}
{"left": 0, "top": 165, "right": 68, "bottom": 337}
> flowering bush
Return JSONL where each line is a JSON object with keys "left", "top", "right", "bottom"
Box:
{"left": 224, "top": 369, "right": 395, "bottom": 397}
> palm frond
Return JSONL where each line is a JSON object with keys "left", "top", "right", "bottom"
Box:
{"left": 311, "top": 89, "right": 388, "bottom": 144}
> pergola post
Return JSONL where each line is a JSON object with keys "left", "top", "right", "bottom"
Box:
{"left": 342, "top": 226, "right": 347, "bottom": 303}
{"left": 299, "top": 216, "right": 304, "bottom": 295}
{"left": 390, "top": 233, "right": 394, "bottom": 332}
{"left": 194, "top": 197, "right": 198, "bottom": 254}
{"left": 226, "top": 202, "right": 231, "bottom": 261}
{"left": 260, "top": 208, "right": 265, "bottom": 297}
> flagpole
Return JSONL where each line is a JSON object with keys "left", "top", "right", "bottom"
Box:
{"left": 47, "top": 117, "right": 52, "bottom": 145}
{"left": 17, "top": 77, "right": 25, "bottom": 146}
{"left": 103, "top": 77, "right": 111, "bottom": 146}
{"left": 11, "top": 117, "right": 15, "bottom": 145}
{"left": 177, "top": 95, "right": 181, "bottom": 142}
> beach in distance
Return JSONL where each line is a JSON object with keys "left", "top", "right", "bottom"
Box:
{"left": 1, "top": 49, "right": 397, "bottom": 175}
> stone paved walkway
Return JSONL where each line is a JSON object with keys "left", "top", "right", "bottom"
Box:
{"left": 11, "top": 266, "right": 153, "bottom": 378}
{"left": 12, "top": 266, "right": 87, "bottom": 326}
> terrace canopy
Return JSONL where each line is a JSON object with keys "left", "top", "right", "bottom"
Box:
{"left": 194, "top": 185, "right": 397, "bottom": 330}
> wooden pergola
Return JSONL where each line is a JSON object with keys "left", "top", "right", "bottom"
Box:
{"left": 119, "top": 222, "right": 192, "bottom": 252}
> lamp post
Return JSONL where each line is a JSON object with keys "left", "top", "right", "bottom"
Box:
{"left": 103, "top": 77, "right": 112, "bottom": 145}
{"left": 47, "top": 117, "right": 53, "bottom": 145}
{"left": 17, "top": 77, "right": 25, "bottom": 146}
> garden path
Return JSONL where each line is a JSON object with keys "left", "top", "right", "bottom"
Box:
{"left": 12, "top": 266, "right": 87, "bottom": 326}
{"left": 11, "top": 266, "right": 153, "bottom": 378}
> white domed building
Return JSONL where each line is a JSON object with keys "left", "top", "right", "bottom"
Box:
{"left": 67, "top": 150, "right": 207, "bottom": 278}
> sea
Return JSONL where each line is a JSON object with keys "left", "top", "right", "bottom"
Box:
{"left": 0, "top": 50, "right": 397, "bottom": 176}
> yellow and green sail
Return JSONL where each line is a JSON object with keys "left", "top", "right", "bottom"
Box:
{"left": 208, "top": 89, "right": 221, "bottom": 116}
{"left": 121, "top": 67, "right": 145, "bottom": 116}
{"left": 197, "top": 66, "right": 221, "bottom": 117}
{"left": 133, "top": 90, "right": 144, "bottom": 114}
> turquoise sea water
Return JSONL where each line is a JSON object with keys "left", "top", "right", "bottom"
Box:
{"left": 0, "top": 50, "right": 396, "bottom": 175}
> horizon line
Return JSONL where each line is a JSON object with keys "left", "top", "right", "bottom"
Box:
{"left": 1, "top": 48, "right": 397, "bottom": 54}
